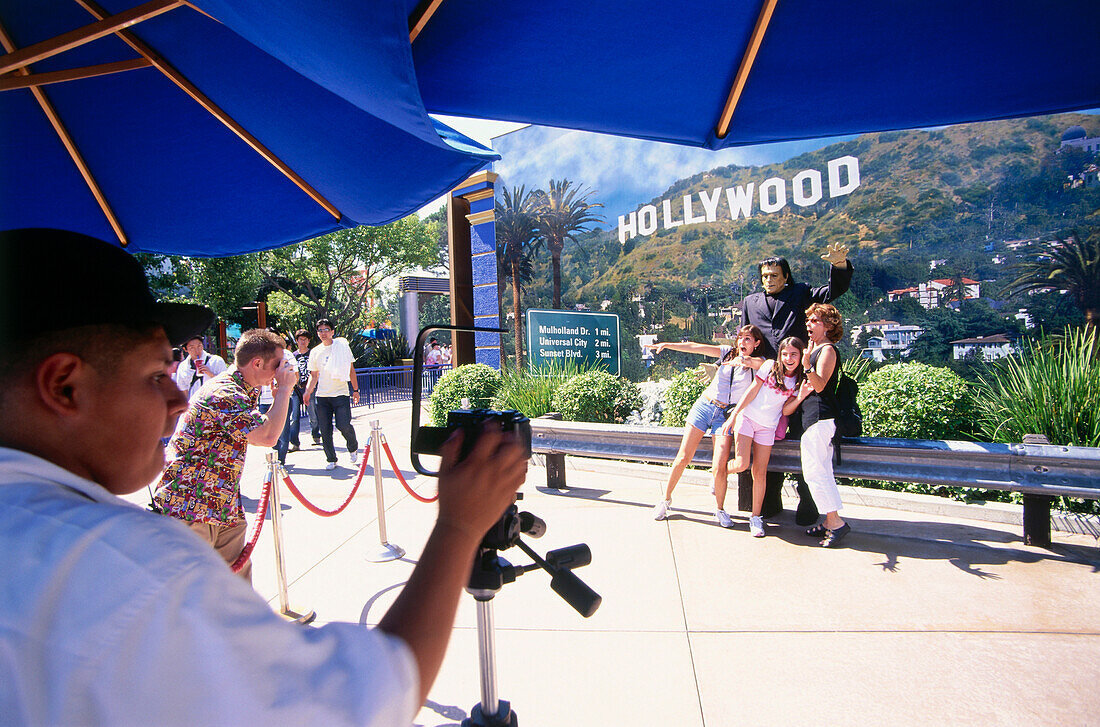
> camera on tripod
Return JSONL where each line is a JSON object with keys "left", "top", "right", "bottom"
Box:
{"left": 413, "top": 407, "right": 532, "bottom": 467}
{"left": 408, "top": 325, "right": 601, "bottom": 726}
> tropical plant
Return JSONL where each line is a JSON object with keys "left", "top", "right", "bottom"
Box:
{"left": 496, "top": 186, "right": 542, "bottom": 365}
{"left": 491, "top": 360, "right": 585, "bottom": 418}
{"left": 428, "top": 364, "right": 502, "bottom": 426}
{"left": 535, "top": 179, "right": 603, "bottom": 309}
{"left": 1006, "top": 231, "right": 1100, "bottom": 331}
{"left": 360, "top": 335, "right": 413, "bottom": 368}
{"left": 859, "top": 362, "right": 975, "bottom": 440}
{"left": 551, "top": 370, "right": 641, "bottom": 423}
{"left": 973, "top": 327, "right": 1100, "bottom": 448}
{"left": 842, "top": 355, "right": 872, "bottom": 382}
{"left": 661, "top": 370, "right": 707, "bottom": 427}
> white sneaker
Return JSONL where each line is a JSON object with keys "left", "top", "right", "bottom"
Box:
{"left": 349, "top": 449, "right": 358, "bottom": 465}
{"left": 325, "top": 462, "right": 336, "bottom": 471}
{"left": 653, "top": 500, "right": 672, "bottom": 521}
{"left": 749, "top": 515, "right": 766, "bottom": 538}
{"left": 716, "top": 509, "right": 733, "bottom": 528}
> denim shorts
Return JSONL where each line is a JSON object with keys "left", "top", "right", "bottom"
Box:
{"left": 686, "top": 398, "right": 730, "bottom": 436}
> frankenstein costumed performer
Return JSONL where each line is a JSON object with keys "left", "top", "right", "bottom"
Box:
{"left": 739, "top": 242, "right": 853, "bottom": 525}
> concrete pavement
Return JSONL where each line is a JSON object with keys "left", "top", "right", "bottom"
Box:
{"left": 137, "top": 401, "right": 1100, "bottom": 726}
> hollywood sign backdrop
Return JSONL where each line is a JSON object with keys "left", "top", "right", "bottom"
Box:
{"left": 617, "top": 155, "right": 861, "bottom": 244}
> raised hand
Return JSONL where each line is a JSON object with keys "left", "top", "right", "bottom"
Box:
{"left": 820, "top": 242, "right": 849, "bottom": 267}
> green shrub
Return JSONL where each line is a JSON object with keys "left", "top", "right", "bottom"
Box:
{"left": 661, "top": 370, "right": 706, "bottom": 427}
{"left": 492, "top": 360, "right": 585, "bottom": 419}
{"left": 428, "top": 364, "right": 502, "bottom": 426}
{"left": 860, "top": 362, "right": 975, "bottom": 440}
{"left": 551, "top": 371, "right": 642, "bottom": 423}
{"left": 973, "top": 327, "right": 1100, "bottom": 448}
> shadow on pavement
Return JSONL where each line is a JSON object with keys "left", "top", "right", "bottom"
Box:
{"left": 535, "top": 485, "right": 1100, "bottom": 575}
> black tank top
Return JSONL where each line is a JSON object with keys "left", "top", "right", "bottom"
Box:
{"left": 801, "top": 344, "right": 839, "bottom": 428}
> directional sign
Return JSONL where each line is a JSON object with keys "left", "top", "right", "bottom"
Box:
{"left": 526, "top": 309, "right": 620, "bottom": 375}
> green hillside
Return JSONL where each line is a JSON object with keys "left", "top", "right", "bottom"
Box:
{"left": 523, "top": 113, "right": 1099, "bottom": 305}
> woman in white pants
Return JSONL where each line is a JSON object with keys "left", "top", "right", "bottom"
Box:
{"left": 791, "top": 303, "right": 850, "bottom": 547}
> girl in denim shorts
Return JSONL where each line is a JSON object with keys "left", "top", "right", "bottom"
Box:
{"left": 646, "top": 326, "right": 765, "bottom": 528}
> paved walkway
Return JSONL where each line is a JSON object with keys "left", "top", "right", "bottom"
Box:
{"left": 138, "top": 402, "right": 1100, "bottom": 726}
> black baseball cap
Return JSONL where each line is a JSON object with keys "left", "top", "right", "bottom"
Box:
{"left": 0, "top": 228, "right": 214, "bottom": 346}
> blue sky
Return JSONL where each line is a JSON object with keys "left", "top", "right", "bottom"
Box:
{"left": 490, "top": 125, "right": 856, "bottom": 227}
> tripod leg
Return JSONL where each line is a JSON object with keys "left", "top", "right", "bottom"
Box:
{"left": 462, "top": 597, "right": 517, "bottom": 726}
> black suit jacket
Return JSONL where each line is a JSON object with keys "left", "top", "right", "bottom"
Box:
{"left": 741, "top": 261, "right": 853, "bottom": 358}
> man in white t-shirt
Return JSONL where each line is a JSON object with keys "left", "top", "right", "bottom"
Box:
{"left": 173, "top": 335, "right": 227, "bottom": 399}
{"left": 303, "top": 319, "right": 360, "bottom": 471}
{"left": 0, "top": 228, "right": 528, "bottom": 725}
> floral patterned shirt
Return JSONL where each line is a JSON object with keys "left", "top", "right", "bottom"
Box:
{"left": 154, "top": 368, "right": 265, "bottom": 525}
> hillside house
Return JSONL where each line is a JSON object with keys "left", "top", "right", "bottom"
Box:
{"left": 888, "top": 278, "right": 980, "bottom": 310}
{"left": 853, "top": 320, "right": 925, "bottom": 361}
{"left": 951, "top": 334, "right": 1015, "bottom": 361}
{"left": 1059, "top": 125, "right": 1100, "bottom": 153}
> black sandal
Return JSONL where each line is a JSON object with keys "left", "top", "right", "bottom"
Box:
{"left": 804, "top": 524, "right": 828, "bottom": 537}
{"left": 819, "top": 523, "right": 851, "bottom": 548}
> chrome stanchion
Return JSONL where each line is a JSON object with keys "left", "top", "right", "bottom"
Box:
{"left": 366, "top": 420, "right": 406, "bottom": 562}
{"left": 266, "top": 451, "right": 315, "bottom": 624}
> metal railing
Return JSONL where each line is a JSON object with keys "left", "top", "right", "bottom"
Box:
{"left": 529, "top": 418, "right": 1100, "bottom": 499}
{"left": 353, "top": 364, "right": 450, "bottom": 408}
{"left": 529, "top": 418, "right": 1100, "bottom": 545}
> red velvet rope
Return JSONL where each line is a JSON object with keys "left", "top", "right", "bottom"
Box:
{"left": 231, "top": 472, "right": 272, "bottom": 574}
{"left": 381, "top": 438, "right": 438, "bottom": 503}
{"left": 280, "top": 442, "right": 371, "bottom": 516}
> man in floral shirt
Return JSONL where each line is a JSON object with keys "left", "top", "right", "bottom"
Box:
{"left": 155, "top": 328, "right": 297, "bottom": 581}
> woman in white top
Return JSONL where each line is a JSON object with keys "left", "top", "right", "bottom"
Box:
{"left": 721, "top": 336, "right": 805, "bottom": 537}
{"left": 646, "top": 326, "right": 765, "bottom": 528}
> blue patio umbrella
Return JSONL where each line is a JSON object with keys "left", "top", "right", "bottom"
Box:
{"left": 0, "top": 0, "right": 497, "bottom": 256}
{"left": 408, "top": 0, "right": 1100, "bottom": 149}
{"left": 3, "top": 1, "right": 1098, "bottom": 258}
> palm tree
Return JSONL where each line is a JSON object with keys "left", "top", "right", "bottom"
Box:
{"left": 496, "top": 186, "right": 541, "bottom": 365}
{"left": 1007, "top": 231, "right": 1100, "bottom": 331}
{"left": 535, "top": 179, "right": 603, "bottom": 309}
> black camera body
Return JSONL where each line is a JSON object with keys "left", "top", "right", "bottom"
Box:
{"left": 412, "top": 408, "right": 532, "bottom": 465}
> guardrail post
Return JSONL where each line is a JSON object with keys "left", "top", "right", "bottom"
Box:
{"left": 541, "top": 413, "right": 567, "bottom": 489}
{"left": 1021, "top": 434, "right": 1053, "bottom": 548}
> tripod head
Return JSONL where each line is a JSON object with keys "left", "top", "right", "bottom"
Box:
{"left": 467, "top": 496, "right": 601, "bottom": 618}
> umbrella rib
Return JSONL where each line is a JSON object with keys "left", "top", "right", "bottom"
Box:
{"left": 0, "top": 20, "right": 129, "bottom": 246}
{"left": 0, "top": 58, "right": 151, "bottom": 92}
{"left": 0, "top": 0, "right": 182, "bottom": 75}
{"left": 73, "top": 0, "right": 342, "bottom": 222}
{"left": 408, "top": 0, "right": 447, "bottom": 43}
{"left": 714, "top": 0, "right": 780, "bottom": 139}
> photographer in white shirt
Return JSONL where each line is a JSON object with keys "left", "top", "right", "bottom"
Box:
{"left": 173, "top": 334, "right": 227, "bottom": 399}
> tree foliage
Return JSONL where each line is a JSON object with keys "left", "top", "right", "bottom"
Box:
{"left": 496, "top": 186, "right": 542, "bottom": 365}
{"left": 260, "top": 218, "right": 437, "bottom": 336}
{"left": 535, "top": 179, "right": 603, "bottom": 309}
{"left": 1006, "top": 230, "right": 1100, "bottom": 330}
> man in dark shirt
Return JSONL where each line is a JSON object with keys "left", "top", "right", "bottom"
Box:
{"left": 739, "top": 243, "right": 853, "bottom": 524}
{"left": 288, "top": 329, "right": 316, "bottom": 450}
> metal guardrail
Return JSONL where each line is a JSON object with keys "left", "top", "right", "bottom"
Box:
{"left": 353, "top": 364, "right": 450, "bottom": 409}
{"left": 529, "top": 419, "right": 1100, "bottom": 500}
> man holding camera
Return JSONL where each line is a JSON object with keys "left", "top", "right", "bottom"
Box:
{"left": 174, "top": 334, "right": 227, "bottom": 399}
{"left": 154, "top": 328, "right": 297, "bottom": 581}
{"left": 0, "top": 229, "right": 528, "bottom": 725}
